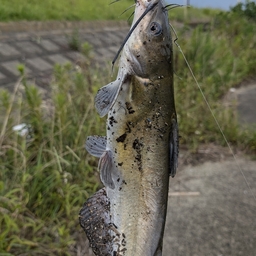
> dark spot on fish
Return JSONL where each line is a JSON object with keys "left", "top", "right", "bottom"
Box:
{"left": 143, "top": 41, "right": 146, "bottom": 45}
{"left": 109, "top": 116, "right": 117, "bottom": 126}
{"left": 118, "top": 162, "right": 123, "bottom": 166}
{"left": 145, "top": 118, "right": 152, "bottom": 128}
{"left": 107, "top": 126, "right": 110, "bottom": 130}
{"left": 137, "top": 54, "right": 140, "bottom": 58}
{"left": 135, "top": 154, "right": 141, "bottom": 161}
{"left": 117, "top": 178, "right": 120, "bottom": 182}
{"left": 125, "top": 102, "right": 135, "bottom": 114}
{"left": 133, "top": 139, "right": 143, "bottom": 172}
{"left": 122, "top": 180, "right": 127, "bottom": 185}
{"left": 133, "top": 139, "right": 143, "bottom": 150}
{"left": 112, "top": 223, "right": 118, "bottom": 229}
{"left": 116, "top": 133, "right": 127, "bottom": 143}
{"left": 126, "top": 121, "right": 133, "bottom": 133}
{"left": 119, "top": 187, "right": 122, "bottom": 191}
{"left": 124, "top": 143, "right": 127, "bottom": 150}
{"left": 121, "top": 239, "right": 126, "bottom": 246}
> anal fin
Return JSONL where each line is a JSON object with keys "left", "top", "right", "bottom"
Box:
{"left": 99, "top": 150, "right": 115, "bottom": 189}
{"left": 79, "top": 188, "right": 113, "bottom": 256}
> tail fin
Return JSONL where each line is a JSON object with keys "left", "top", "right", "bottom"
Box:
{"left": 79, "top": 188, "right": 113, "bottom": 256}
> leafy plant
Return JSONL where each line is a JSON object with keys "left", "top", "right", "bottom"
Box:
{"left": 0, "top": 55, "right": 108, "bottom": 255}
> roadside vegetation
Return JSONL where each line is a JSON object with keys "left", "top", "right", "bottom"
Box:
{"left": 0, "top": 0, "right": 220, "bottom": 23}
{"left": 0, "top": 1, "right": 256, "bottom": 255}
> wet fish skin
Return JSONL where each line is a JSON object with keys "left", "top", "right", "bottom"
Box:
{"left": 80, "top": 1, "right": 178, "bottom": 255}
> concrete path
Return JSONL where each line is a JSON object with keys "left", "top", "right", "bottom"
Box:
{"left": 164, "top": 155, "right": 256, "bottom": 256}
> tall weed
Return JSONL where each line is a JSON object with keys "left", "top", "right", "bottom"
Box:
{"left": 0, "top": 58, "right": 108, "bottom": 255}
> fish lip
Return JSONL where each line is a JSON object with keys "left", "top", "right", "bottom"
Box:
{"left": 135, "top": 0, "right": 160, "bottom": 15}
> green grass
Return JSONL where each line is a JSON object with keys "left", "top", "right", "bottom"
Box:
{"left": 173, "top": 6, "right": 256, "bottom": 151}
{"left": 0, "top": 0, "right": 223, "bottom": 23}
{"left": 0, "top": 0, "right": 134, "bottom": 22}
{"left": 1, "top": 3, "right": 256, "bottom": 255}
{"left": 0, "top": 58, "right": 109, "bottom": 255}
{"left": 169, "top": 6, "right": 222, "bottom": 23}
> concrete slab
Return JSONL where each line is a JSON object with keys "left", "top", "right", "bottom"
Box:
{"left": 1, "top": 60, "right": 31, "bottom": 76}
{"left": 51, "top": 37, "right": 69, "bottom": 48}
{"left": 0, "top": 71, "right": 6, "bottom": 80}
{"left": 47, "top": 54, "right": 71, "bottom": 65}
{"left": 95, "top": 47, "right": 115, "bottom": 60}
{"left": 26, "top": 57, "right": 53, "bottom": 72}
{"left": 66, "top": 52, "right": 86, "bottom": 63}
{"left": 0, "top": 43, "right": 19, "bottom": 56}
{"left": 237, "top": 84, "right": 256, "bottom": 125}
{"left": 14, "top": 41, "right": 43, "bottom": 54}
{"left": 163, "top": 158, "right": 256, "bottom": 256}
{"left": 38, "top": 39, "right": 60, "bottom": 52}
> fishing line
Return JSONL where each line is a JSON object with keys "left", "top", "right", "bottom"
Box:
{"left": 169, "top": 23, "right": 256, "bottom": 202}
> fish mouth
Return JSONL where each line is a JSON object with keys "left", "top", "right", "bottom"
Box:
{"left": 112, "top": 0, "right": 161, "bottom": 67}
{"left": 134, "top": 0, "right": 161, "bottom": 20}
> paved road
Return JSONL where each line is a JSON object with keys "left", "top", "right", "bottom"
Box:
{"left": 1, "top": 21, "right": 255, "bottom": 256}
{"left": 164, "top": 156, "right": 256, "bottom": 256}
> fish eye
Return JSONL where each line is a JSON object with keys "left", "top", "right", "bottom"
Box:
{"left": 149, "top": 22, "right": 162, "bottom": 36}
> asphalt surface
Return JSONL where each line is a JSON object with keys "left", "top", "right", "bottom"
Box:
{"left": 0, "top": 21, "right": 255, "bottom": 256}
{"left": 164, "top": 156, "right": 256, "bottom": 256}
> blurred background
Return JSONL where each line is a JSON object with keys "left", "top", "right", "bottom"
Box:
{"left": 167, "top": 0, "right": 247, "bottom": 10}
{"left": 0, "top": 0, "right": 255, "bottom": 255}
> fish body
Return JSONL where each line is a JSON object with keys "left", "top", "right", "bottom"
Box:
{"left": 79, "top": 1, "right": 178, "bottom": 255}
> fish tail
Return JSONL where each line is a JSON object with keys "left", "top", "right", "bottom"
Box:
{"left": 79, "top": 188, "right": 113, "bottom": 256}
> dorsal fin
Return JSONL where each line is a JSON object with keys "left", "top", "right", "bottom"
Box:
{"left": 85, "top": 135, "right": 107, "bottom": 158}
{"left": 79, "top": 188, "right": 113, "bottom": 256}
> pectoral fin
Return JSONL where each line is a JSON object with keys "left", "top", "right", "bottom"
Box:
{"left": 85, "top": 135, "right": 107, "bottom": 158}
{"left": 95, "top": 79, "right": 120, "bottom": 117}
{"left": 99, "top": 150, "right": 115, "bottom": 189}
{"left": 169, "top": 118, "right": 179, "bottom": 177}
{"left": 79, "top": 188, "right": 113, "bottom": 256}
{"left": 95, "top": 70, "right": 130, "bottom": 117}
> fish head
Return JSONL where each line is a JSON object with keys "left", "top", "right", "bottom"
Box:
{"left": 126, "top": 0, "right": 172, "bottom": 77}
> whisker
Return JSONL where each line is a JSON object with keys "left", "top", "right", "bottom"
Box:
{"left": 127, "top": 10, "right": 135, "bottom": 23}
{"left": 120, "top": 4, "right": 136, "bottom": 16}
{"left": 164, "top": 4, "right": 184, "bottom": 11}
{"left": 109, "top": 0, "right": 123, "bottom": 5}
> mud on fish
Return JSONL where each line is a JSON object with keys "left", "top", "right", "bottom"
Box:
{"left": 79, "top": 0, "right": 179, "bottom": 255}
